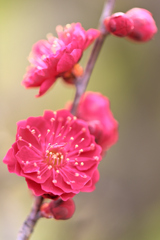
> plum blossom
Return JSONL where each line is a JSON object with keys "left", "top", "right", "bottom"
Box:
{"left": 3, "top": 110, "right": 101, "bottom": 201}
{"left": 22, "top": 23, "right": 100, "bottom": 97}
{"left": 126, "top": 8, "right": 157, "bottom": 42}
{"left": 67, "top": 92, "right": 118, "bottom": 155}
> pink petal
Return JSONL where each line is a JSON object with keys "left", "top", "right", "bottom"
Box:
{"left": 84, "top": 29, "right": 100, "bottom": 49}
{"left": 60, "top": 192, "right": 76, "bottom": 201}
{"left": 57, "top": 53, "right": 75, "bottom": 73}
{"left": 26, "top": 178, "right": 46, "bottom": 196}
{"left": 17, "top": 128, "right": 41, "bottom": 150}
{"left": 36, "top": 77, "right": 56, "bottom": 97}
{"left": 3, "top": 143, "right": 21, "bottom": 175}
{"left": 41, "top": 177, "right": 64, "bottom": 195}
{"left": 81, "top": 170, "right": 100, "bottom": 192}
{"left": 70, "top": 49, "right": 82, "bottom": 63}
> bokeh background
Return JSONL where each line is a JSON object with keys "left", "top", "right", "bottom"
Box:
{"left": 0, "top": 0, "right": 160, "bottom": 239}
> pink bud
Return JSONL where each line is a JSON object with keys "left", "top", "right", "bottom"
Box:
{"left": 40, "top": 199, "right": 75, "bottom": 220}
{"left": 126, "top": 8, "right": 157, "bottom": 42}
{"left": 50, "top": 199, "right": 75, "bottom": 220}
{"left": 104, "top": 12, "right": 134, "bottom": 37}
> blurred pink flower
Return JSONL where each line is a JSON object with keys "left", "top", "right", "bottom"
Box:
{"left": 41, "top": 198, "right": 75, "bottom": 220}
{"left": 3, "top": 110, "right": 101, "bottom": 201}
{"left": 126, "top": 8, "right": 157, "bottom": 42}
{"left": 104, "top": 12, "right": 134, "bottom": 37}
{"left": 22, "top": 23, "right": 100, "bottom": 97}
{"left": 67, "top": 92, "right": 118, "bottom": 155}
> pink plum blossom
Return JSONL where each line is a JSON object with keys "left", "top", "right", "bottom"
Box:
{"left": 126, "top": 8, "right": 157, "bottom": 42}
{"left": 22, "top": 23, "right": 100, "bottom": 97}
{"left": 3, "top": 110, "right": 102, "bottom": 201}
{"left": 67, "top": 92, "right": 118, "bottom": 155}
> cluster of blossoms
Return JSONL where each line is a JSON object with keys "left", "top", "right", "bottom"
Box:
{"left": 104, "top": 8, "right": 157, "bottom": 42}
{"left": 3, "top": 5, "right": 157, "bottom": 224}
{"left": 5, "top": 22, "right": 117, "bottom": 220}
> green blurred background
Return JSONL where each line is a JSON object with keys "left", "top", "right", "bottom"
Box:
{"left": 0, "top": 0, "right": 160, "bottom": 239}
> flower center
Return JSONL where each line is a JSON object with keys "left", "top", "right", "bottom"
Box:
{"left": 45, "top": 146, "right": 65, "bottom": 168}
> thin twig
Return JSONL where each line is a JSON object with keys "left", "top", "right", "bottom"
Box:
{"left": 16, "top": 196, "right": 43, "bottom": 240}
{"left": 71, "top": 0, "right": 116, "bottom": 115}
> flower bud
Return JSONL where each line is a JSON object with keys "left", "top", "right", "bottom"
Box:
{"left": 104, "top": 12, "right": 134, "bottom": 37}
{"left": 40, "top": 199, "right": 75, "bottom": 220}
{"left": 126, "top": 8, "right": 157, "bottom": 42}
{"left": 51, "top": 199, "right": 75, "bottom": 220}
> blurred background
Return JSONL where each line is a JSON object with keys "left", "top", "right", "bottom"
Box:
{"left": 0, "top": 0, "right": 160, "bottom": 239}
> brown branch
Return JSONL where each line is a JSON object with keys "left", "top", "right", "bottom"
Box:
{"left": 16, "top": 196, "right": 43, "bottom": 240}
{"left": 71, "top": 0, "right": 116, "bottom": 115}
